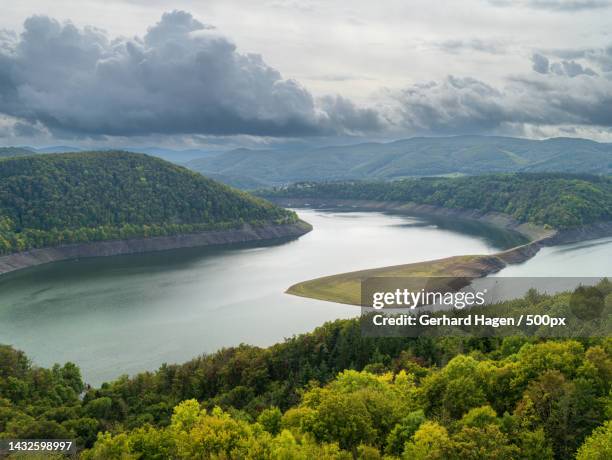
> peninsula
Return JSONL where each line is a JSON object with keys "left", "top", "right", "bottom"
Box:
{"left": 259, "top": 174, "right": 612, "bottom": 305}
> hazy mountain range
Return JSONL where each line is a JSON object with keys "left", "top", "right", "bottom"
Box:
{"left": 3, "top": 135, "right": 611, "bottom": 190}
{"left": 187, "top": 136, "right": 612, "bottom": 188}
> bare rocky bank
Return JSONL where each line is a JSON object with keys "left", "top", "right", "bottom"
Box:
{"left": 0, "top": 220, "right": 312, "bottom": 276}
{"left": 266, "top": 197, "right": 553, "bottom": 241}
{"left": 268, "top": 197, "right": 612, "bottom": 245}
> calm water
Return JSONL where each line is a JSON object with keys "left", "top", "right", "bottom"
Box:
{"left": 0, "top": 208, "right": 549, "bottom": 385}
{"left": 493, "top": 236, "right": 612, "bottom": 277}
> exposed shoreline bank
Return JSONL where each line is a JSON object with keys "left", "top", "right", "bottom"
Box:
{"left": 0, "top": 220, "right": 312, "bottom": 276}
{"left": 269, "top": 197, "right": 612, "bottom": 246}
{"left": 268, "top": 198, "right": 612, "bottom": 306}
{"left": 267, "top": 197, "right": 553, "bottom": 241}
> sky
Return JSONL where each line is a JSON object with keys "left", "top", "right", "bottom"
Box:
{"left": 0, "top": 0, "right": 611, "bottom": 149}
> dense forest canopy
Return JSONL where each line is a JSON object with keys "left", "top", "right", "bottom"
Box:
{"left": 0, "top": 151, "right": 297, "bottom": 255}
{"left": 1, "top": 283, "right": 611, "bottom": 459}
{"left": 260, "top": 173, "right": 612, "bottom": 229}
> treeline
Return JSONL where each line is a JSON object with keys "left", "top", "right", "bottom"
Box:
{"left": 1, "top": 283, "right": 611, "bottom": 458}
{"left": 260, "top": 173, "right": 612, "bottom": 229}
{"left": 0, "top": 151, "right": 297, "bottom": 255}
{"left": 0, "top": 147, "right": 34, "bottom": 158}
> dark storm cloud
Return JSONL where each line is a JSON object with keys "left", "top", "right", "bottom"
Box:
{"left": 394, "top": 73, "right": 612, "bottom": 135}
{"left": 318, "top": 95, "right": 383, "bottom": 134}
{"left": 12, "top": 120, "right": 46, "bottom": 137}
{"left": 489, "top": 0, "right": 612, "bottom": 11}
{"left": 0, "top": 11, "right": 381, "bottom": 138}
{"left": 396, "top": 77, "right": 509, "bottom": 135}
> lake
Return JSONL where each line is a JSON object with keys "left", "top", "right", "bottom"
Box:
{"left": 0, "top": 207, "right": 601, "bottom": 386}
{"left": 493, "top": 236, "right": 612, "bottom": 277}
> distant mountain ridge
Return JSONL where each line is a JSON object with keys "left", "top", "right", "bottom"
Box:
{"left": 187, "top": 135, "right": 612, "bottom": 187}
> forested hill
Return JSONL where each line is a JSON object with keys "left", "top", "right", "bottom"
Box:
{"left": 260, "top": 173, "right": 612, "bottom": 229}
{"left": 0, "top": 151, "right": 297, "bottom": 255}
{"left": 0, "top": 147, "right": 35, "bottom": 158}
{"left": 187, "top": 135, "right": 612, "bottom": 187}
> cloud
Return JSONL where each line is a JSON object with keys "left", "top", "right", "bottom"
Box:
{"left": 537, "top": 45, "right": 612, "bottom": 78}
{"left": 393, "top": 73, "right": 612, "bottom": 136}
{"left": 488, "top": 0, "right": 612, "bottom": 11}
{"left": 532, "top": 53, "right": 550, "bottom": 73}
{"left": 578, "top": 46, "right": 612, "bottom": 73}
{"left": 394, "top": 77, "right": 508, "bottom": 135}
{"left": 0, "top": 11, "right": 381, "bottom": 139}
{"left": 12, "top": 120, "right": 48, "bottom": 138}
{"left": 0, "top": 30, "right": 17, "bottom": 53}
{"left": 435, "top": 38, "right": 507, "bottom": 55}
{"left": 550, "top": 60, "right": 597, "bottom": 77}
{"left": 531, "top": 52, "right": 598, "bottom": 77}
{"left": 305, "top": 74, "right": 376, "bottom": 82}
{"left": 528, "top": 0, "right": 612, "bottom": 10}
{"left": 318, "top": 95, "right": 383, "bottom": 134}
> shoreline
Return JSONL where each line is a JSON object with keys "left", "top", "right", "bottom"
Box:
{"left": 268, "top": 197, "right": 553, "bottom": 241}
{"left": 268, "top": 198, "right": 612, "bottom": 306}
{"left": 0, "top": 220, "right": 312, "bottom": 276}
{"left": 271, "top": 197, "right": 612, "bottom": 246}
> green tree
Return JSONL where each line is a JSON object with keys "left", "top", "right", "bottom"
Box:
{"left": 576, "top": 420, "right": 612, "bottom": 460}
{"left": 402, "top": 421, "right": 452, "bottom": 460}
{"left": 385, "top": 410, "right": 426, "bottom": 456}
{"left": 258, "top": 406, "right": 282, "bottom": 435}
